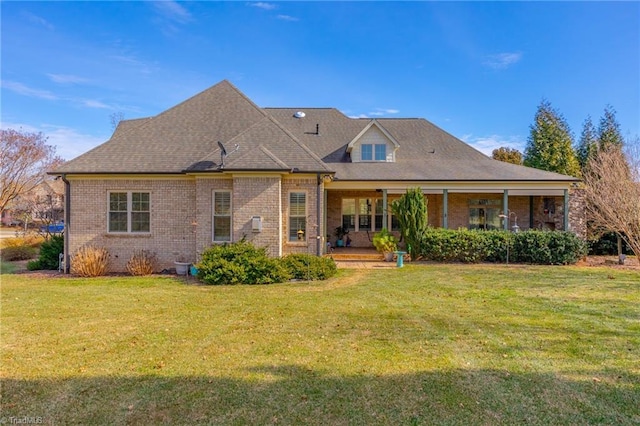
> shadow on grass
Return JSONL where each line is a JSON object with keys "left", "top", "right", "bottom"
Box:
{"left": 3, "top": 366, "right": 638, "bottom": 425}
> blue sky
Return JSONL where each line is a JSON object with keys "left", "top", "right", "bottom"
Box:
{"left": 2, "top": 1, "right": 638, "bottom": 160}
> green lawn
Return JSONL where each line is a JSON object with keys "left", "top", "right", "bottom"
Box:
{"left": 2, "top": 265, "right": 639, "bottom": 425}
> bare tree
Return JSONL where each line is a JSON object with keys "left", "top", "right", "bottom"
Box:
{"left": 110, "top": 112, "right": 125, "bottom": 131}
{"left": 582, "top": 138, "right": 640, "bottom": 258}
{"left": 0, "top": 128, "right": 63, "bottom": 215}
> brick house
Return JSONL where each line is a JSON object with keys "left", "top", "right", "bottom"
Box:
{"left": 52, "top": 80, "right": 583, "bottom": 272}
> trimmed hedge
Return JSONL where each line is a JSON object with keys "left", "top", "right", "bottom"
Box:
{"left": 419, "top": 228, "right": 586, "bottom": 265}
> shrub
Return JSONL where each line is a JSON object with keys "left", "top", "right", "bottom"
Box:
{"left": 0, "top": 234, "right": 44, "bottom": 249}
{"left": 588, "top": 232, "right": 632, "bottom": 255}
{"left": 0, "top": 245, "right": 37, "bottom": 261}
{"left": 126, "top": 250, "right": 158, "bottom": 276}
{"left": 196, "top": 240, "right": 291, "bottom": 285}
{"left": 418, "top": 228, "right": 586, "bottom": 265}
{"left": 36, "top": 235, "right": 64, "bottom": 270}
{"left": 71, "top": 245, "right": 110, "bottom": 277}
{"left": 281, "top": 254, "right": 337, "bottom": 281}
{"left": 512, "top": 230, "right": 587, "bottom": 265}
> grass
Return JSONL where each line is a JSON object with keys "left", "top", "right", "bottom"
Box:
{"left": 1, "top": 265, "right": 639, "bottom": 425}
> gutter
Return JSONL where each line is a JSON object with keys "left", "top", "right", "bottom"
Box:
{"left": 61, "top": 174, "right": 71, "bottom": 274}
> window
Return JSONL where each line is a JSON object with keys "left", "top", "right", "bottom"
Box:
{"left": 374, "top": 199, "right": 384, "bottom": 231}
{"left": 108, "top": 191, "right": 150, "bottom": 233}
{"left": 468, "top": 199, "right": 501, "bottom": 230}
{"left": 358, "top": 199, "right": 372, "bottom": 230}
{"left": 341, "top": 197, "right": 399, "bottom": 232}
{"left": 361, "top": 144, "right": 373, "bottom": 161}
{"left": 342, "top": 199, "right": 356, "bottom": 230}
{"left": 289, "top": 192, "right": 306, "bottom": 241}
{"left": 361, "top": 144, "right": 387, "bottom": 161}
{"left": 213, "top": 191, "right": 232, "bottom": 242}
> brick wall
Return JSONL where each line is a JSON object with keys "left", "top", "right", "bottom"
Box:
{"left": 68, "top": 177, "right": 196, "bottom": 272}
{"left": 233, "top": 176, "right": 282, "bottom": 257}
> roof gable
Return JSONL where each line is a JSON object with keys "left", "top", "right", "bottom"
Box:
{"left": 346, "top": 120, "right": 400, "bottom": 154}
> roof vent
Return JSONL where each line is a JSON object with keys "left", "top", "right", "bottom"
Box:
{"left": 294, "top": 111, "right": 306, "bottom": 118}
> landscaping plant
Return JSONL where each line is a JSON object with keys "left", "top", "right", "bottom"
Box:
{"left": 27, "top": 234, "right": 63, "bottom": 270}
{"left": 196, "top": 240, "right": 290, "bottom": 285}
{"left": 126, "top": 250, "right": 158, "bottom": 276}
{"left": 70, "top": 245, "right": 110, "bottom": 277}
{"left": 391, "top": 187, "right": 428, "bottom": 260}
{"left": 280, "top": 253, "right": 337, "bottom": 280}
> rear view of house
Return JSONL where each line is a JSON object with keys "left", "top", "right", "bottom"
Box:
{"left": 52, "top": 80, "right": 583, "bottom": 272}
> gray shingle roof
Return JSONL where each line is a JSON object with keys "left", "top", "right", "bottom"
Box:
{"left": 53, "top": 80, "right": 578, "bottom": 182}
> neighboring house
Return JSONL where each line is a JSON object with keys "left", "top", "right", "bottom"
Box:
{"left": 52, "top": 80, "right": 583, "bottom": 272}
{"left": 1, "top": 179, "right": 64, "bottom": 227}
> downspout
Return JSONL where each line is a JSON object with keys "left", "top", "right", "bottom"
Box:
{"left": 61, "top": 174, "right": 71, "bottom": 274}
{"left": 316, "top": 173, "right": 322, "bottom": 256}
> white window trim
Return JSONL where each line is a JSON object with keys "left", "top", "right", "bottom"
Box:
{"left": 342, "top": 197, "right": 397, "bottom": 232}
{"left": 107, "top": 191, "right": 151, "bottom": 234}
{"left": 212, "top": 190, "right": 232, "bottom": 243}
{"left": 360, "top": 143, "right": 388, "bottom": 162}
{"left": 288, "top": 190, "right": 308, "bottom": 243}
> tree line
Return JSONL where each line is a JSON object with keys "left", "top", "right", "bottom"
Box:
{"left": 491, "top": 100, "right": 639, "bottom": 259}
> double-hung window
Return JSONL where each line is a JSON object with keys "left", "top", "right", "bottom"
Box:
{"left": 361, "top": 144, "right": 387, "bottom": 161}
{"left": 289, "top": 192, "right": 306, "bottom": 241}
{"left": 108, "top": 191, "right": 150, "bottom": 233}
{"left": 213, "top": 191, "right": 232, "bottom": 242}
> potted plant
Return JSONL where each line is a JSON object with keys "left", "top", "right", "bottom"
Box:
{"left": 373, "top": 228, "right": 398, "bottom": 261}
{"left": 334, "top": 226, "right": 349, "bottom": 247}
{"left": 174, "top": 257, "right": 191, "bottom": 276}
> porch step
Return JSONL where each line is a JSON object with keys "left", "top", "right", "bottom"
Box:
{"left": 327, "top": 252, "right": 384, "bottom": 262}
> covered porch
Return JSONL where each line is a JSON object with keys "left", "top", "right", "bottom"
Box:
{"left": 322, "top": 181, "right": 583, "bottom": 250}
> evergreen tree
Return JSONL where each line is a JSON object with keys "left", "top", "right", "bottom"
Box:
{"left": 576, "top": 115, "right": 597, "bottom": 171}
{"left": 523, "top": 100, "right": 581, "bottom": 177}
{"left": 597, "top": 105, "right": 624, "bottom": 150}
{"left": 492, "top": 147, "right": 523, "bottom": 165}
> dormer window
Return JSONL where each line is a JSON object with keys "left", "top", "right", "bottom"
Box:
{"left": 347, "top": 120, "right": 399, "bottom": 163}
{"left": 361, "top": 144, "right": 387, "bottom": 161}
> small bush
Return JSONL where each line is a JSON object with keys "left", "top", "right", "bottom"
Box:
{"left": 196, "top": 240, "right": 290, "bottom": 285}
{"left": 281, "top": 254, "right": 337, "bottom": 281}
{"left": 588, "top": 232, "right": 632, "bottom": 255}
{"left": 36, "top": 235, "right": 64, "bottom": 270}
{"left": 126, "top": 250, "right": 158, "bottom": 276}
{"left": 0, "top": 245, "right": 37, "bottom": 261}
{"left": 71, "top": 245, "right": 110, "bottom": 277}
{"left": 27, "top": 260, "right": 41, "bottom": 271}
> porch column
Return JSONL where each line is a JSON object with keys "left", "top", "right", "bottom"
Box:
{"left": 503, "top": 190, "right": 509, "bottom": 230}
{"left": 563, "top": 189, "right": 569, "bottom": 231}
{"left": 442, "top": 189, "right": 448, "bottom": 229}
{"left": 382, "top": 189, "right": 388, "bottom": 229}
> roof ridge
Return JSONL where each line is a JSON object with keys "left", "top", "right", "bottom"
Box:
{"left": 152, "top": 80, "right": 268, "bottom": 122}
{"left": 259, "top": 145, "right": 290, "bottom": 169}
